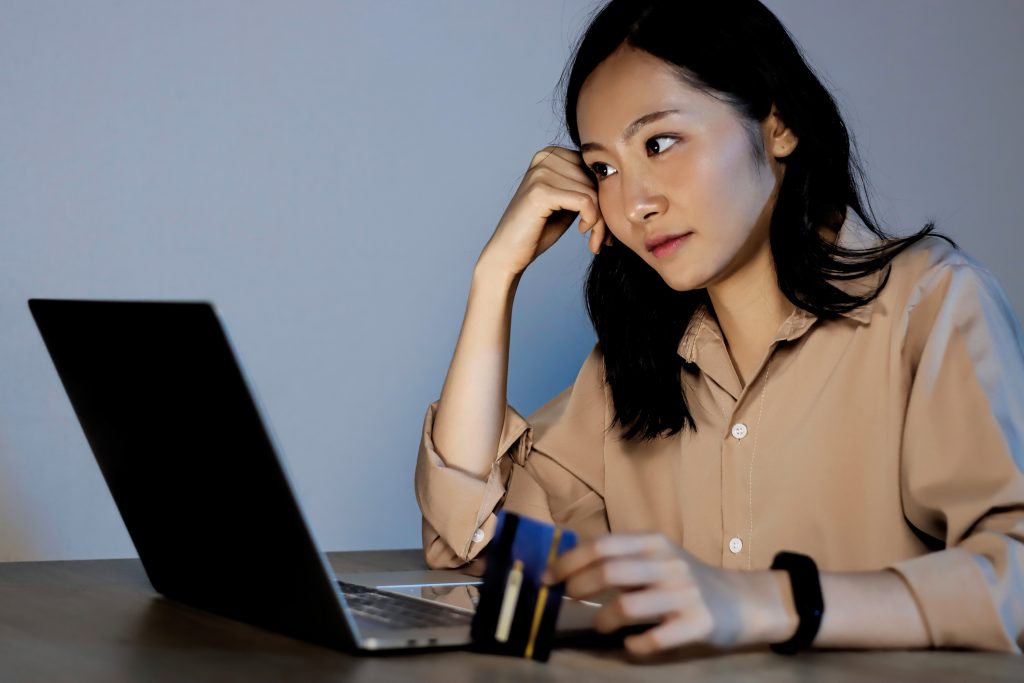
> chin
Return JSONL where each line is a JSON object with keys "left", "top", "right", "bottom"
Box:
{"left": 644, "top": 248, "right": 717, "bottom": 293}
{"left": 660, "top": 269, "right": 712, "bottom": 293}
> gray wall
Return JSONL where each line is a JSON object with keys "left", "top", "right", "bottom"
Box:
{"left": 1, "top": 1, "right": 1021, "bottom": 561}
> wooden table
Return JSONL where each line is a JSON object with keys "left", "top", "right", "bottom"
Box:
{"left": 0, "top": 549, "right": 1020, "bottom": 682}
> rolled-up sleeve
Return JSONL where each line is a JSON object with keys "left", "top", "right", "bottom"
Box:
{"left": 889, "top": 257, "right": 1024, "bottom": 652}
{"left": 414, "top": 346, "right": 609, "bottom": 570}
{"left": 415, "top": 398, "right": 543, "bottom": 570}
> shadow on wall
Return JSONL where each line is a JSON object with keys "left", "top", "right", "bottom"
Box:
{"left": 0, "top": 425, "right": 37, "bottom": 562}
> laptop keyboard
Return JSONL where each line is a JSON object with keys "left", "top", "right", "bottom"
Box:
{"left": 338, "top": 581, "right": 474, "bottom": 630}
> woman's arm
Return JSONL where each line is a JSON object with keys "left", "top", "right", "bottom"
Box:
{"left": 812, "top": 569, "right": 929, "bottom": 648}
{"left": 544, "top": 533, "right": 930, "bottom": 655}
{"left": 417, "top": 145, "right": 607, "bottom": 566}
{"left": 432, "top": 145, "right": 604, "bottom": 479}
{"left": 417, "top": 344, "right": 612, "bottom": 568}
{"left": 431, "top": 265, "right": 521, "bottom": 480}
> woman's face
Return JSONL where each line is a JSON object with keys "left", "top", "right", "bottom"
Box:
{"left": 576, "top": 45, "right": 797, "bottom": 292}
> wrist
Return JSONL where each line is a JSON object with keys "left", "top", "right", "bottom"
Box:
{"left": 734, "top": 570, "right": 800, "bottom": 647}
{"left": 469, "top": 269, "right": 520, "bottom": 313}
{"left": 766, "top": 569, "right": 800, "bottom": 645}
{"left": 472, "top": 259, "right": 521, "bottom": 292}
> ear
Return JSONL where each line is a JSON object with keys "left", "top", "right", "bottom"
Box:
{"left": 763, "top": 103, "right": 798, "bottom": 159}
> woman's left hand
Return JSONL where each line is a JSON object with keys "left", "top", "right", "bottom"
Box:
{"left": 542, "top": 533, "right": 797, "bottom": 656}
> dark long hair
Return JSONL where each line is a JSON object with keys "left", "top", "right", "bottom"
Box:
{"left": 560, "top": 0, "right": 952, "bottom": 442}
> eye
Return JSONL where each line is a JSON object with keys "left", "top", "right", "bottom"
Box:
{"left": 589, "top": 161, "right": 617, "bottom": 182}
{"left": 646, "top": 135, "right": 679, "bottom": 155}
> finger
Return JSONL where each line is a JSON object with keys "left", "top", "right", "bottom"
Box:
{"left": 623, "top": 613, "right": 714, "bottom": 657}
{"left": 545, "top": 534, "right": 672, "bottom": 584}
{"left": 530, "top": 186, "right": 600, "bottom": 231}
{"left": 579, "top": 204, "right": 605, "bottom": 235}
{"left": 524, "top": 169, "right": 598, "bottom": 224}
{"left": 528, "top": 164, "right": 597, "bottom": 197}
{"left": 554, "top": 154, "right": 599, "bottom": 190}
{"left": 529, "top": 146, "right": 599, "bottom": 188}
{"left": 525, "top": 166, "right": 599, "bottom": 224}
{"left": 589, "top": 218, "right": 609, "bottom": 255}
{"left": 593, "top": 588, "right": 688, "bottom": 633}
{"left": 529, "top": 145, "right": 586, "bottom": 172}
{"left": 563, "top": 558, "right": 667, "bottom": 601}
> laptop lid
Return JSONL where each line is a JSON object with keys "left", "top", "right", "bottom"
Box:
{"left": 28, "top": 299, "right": 357, "bottom": 651}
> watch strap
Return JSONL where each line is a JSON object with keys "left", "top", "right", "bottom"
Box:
{"left": 769, "top": 551, "right": 824, "bottom": 654}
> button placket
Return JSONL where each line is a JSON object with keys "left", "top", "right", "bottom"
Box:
{"left": 721, "top": 415, "right": 749, "bottom": 567}
{"left": 712, "top": 342, "right": 778, "bottom": 568}
{"left": 720, "top": 360, "right": 772, "bottom": 567}
{"left": 703, "top": 325, "right": 782, "bottom": 568}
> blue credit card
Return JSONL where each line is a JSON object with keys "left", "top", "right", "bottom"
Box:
{"left": 470, "top": 511, "right": 577, "bottom": 661}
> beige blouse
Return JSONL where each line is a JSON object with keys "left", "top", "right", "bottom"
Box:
{"left": 414, "top": 212, "right": 1024, "bottom": 652}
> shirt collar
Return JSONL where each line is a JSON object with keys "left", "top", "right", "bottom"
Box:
{"left": 677, "top": 209, "right": 884, "bottom": 365}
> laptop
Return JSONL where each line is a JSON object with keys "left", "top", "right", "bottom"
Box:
{"left": 28, "top": 298, "right": 487, "bottom": 652}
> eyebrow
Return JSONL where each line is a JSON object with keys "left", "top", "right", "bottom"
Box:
{"left": 579, "top": 109, "right": 682, "bottom": 154}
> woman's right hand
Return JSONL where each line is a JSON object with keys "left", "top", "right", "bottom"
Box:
{"left": 477, "top": 145, "right": 609, "bottom": 279}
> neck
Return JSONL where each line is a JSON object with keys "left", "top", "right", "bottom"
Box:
{"left": 705, "top": 239, "right": 793, "bottom": 388}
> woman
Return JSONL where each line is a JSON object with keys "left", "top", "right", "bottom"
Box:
{"left": 415, "top": 0, "right": 1024, "bottom": 656}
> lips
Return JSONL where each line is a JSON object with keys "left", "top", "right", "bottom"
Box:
{"left": 644, "top": 232, "right": 691, "bottom": 253}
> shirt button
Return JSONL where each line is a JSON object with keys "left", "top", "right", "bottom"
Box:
{"left": 731, "top": 423, "right": 748, "bottom": 440}
{"left": 728, "top": 537, "right": 743, "bottom": 554}
{"left": 472, "top": 528, "right": 485, "bottom": 543}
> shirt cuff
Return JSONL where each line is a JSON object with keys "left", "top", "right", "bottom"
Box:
{"left": 888, "top": 546, "right": 1019, "bottom": 652}
{"left": 414, "top": 400, "right": 533, "bottom": 565}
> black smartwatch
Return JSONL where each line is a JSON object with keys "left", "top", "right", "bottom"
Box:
{"left": 769, "top": 551, "right": 824, "bottom": 654}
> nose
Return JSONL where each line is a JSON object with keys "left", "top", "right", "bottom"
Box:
{"left": 624, "top": 181, "right": 667, "bottom": 224}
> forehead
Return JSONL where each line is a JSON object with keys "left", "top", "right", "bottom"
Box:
{"left": 576, "top": 45, "right": 721, "bottom": 143}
